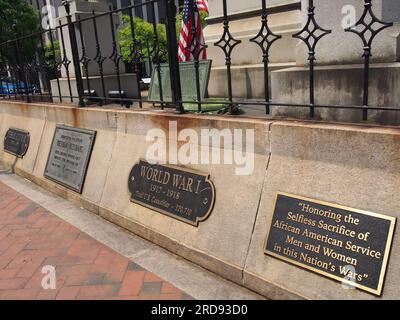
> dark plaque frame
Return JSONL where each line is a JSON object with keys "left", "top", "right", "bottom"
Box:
{"left": 148, "top": 60, "right": 212, "bottom": 102}
{"left": 264, "top": 192, "right": 396, "bottom": 296}
{"left": 4, "top": 128, "right": 30, "bottom": 158}
{"left": 44, "top": 125, "right": 96, "bottom": 194}
{"left": 128, "top": 160, "right": 215, "bottom": 226}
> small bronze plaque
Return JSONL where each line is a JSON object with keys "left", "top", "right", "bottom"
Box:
{"left": 128, "top": 160, "right": 215, "bottom": 226}
{"left": 265, "top": 192, "right": 396, "bottom": 296}
{"left": 44, "top": 125, "right": 96, "bottom": 194}
{"left": 148, "top": 60, "right": 212, "bottom": 102}
{"left": 4, "top": 128, "right": 30, "bottom": 158}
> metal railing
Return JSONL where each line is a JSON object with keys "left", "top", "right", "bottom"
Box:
{"left": 0, "top": 0, "right": 398, "bottom": 122}
{"left": 0, "top": 0, "right": 183, "bottom": 111}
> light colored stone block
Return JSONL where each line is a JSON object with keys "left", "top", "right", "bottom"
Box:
{"left": 50, "top": 73, "right": 139, "bottom": 105}
{"left": 57, "top": 0, "right": 124, "bottom": 78}
{"left": 244, "top": 121, "right": 400, "bottom": 299}
{"left": 296, "top": 0, "right": 400, "bottom": 65}
{"left": 99, "top": 111, "right": 271, "bottom": 282}
{"left": 270, "top": 62, "right": 400, "bottom": 125}
{"left": 204, "top": 1, "right": 302, "bottom": 97}
{"left": 0, "top": 101, "right": 46, "bottom": 174}
{"left": 208, "top": 0, "right": 300, "bottom": 19}
{"left": 31, "top": 106, "right": 118, "bottom": 209}
{"left": 208, "top": 62, "right": 295, "bottom": 98}
{"left": 205, "top": 9, "right": 301, "bottom": 67}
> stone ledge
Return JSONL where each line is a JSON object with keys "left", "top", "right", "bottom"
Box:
{"left": 1, "top": 100, "right": 400, "bottom": 299}
{"left": 271, "top": 63, "right": 400, "bottom": 125}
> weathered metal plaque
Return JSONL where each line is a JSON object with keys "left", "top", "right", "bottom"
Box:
{"left": 4, "top": 128, "right": 30, "bottom": 158}
{"left": 148, "top": 60, "right": 212, "bottom": 102}
{"left": 265, "top": 192, "right": 396, "bottom": 296}
{"left": 128, "top": 160, "right": 215, "bottom": 226}
{"left": 44, "top": 125, "right": 96, "bottom": 194}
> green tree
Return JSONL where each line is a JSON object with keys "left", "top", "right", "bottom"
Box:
{"left": 0, "top": 0, "right": 39, "bottom": 63}
{"left": 118, "top": 16, "right": 168, "bottom": 64}
{"left": 119, "top": 10, "right": 208, "bottom": 68}
{"left": 44, "top": 40, "right": 61, "bottom": 79}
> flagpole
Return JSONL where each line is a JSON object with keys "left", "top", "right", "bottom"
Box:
{"left": 166, "top": 0, "right": 184, "bottom": 113}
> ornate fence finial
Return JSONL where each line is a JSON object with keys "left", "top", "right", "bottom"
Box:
{"left": 250, "top": 1, "right": 281, "bottom": 60}
{"left": 345, "top": 0, "right": 393, "bottom": 120}
{"left": 250, "top": 0, "right": 282, "bottom": 114}
{"left": 214, "top": 0, "right": 241, "bottom": 68}
{"left": 293, "top": 0, "right": 331, "bottom": 62}
{"left": 214, "top": 0, "right": 242, "bottom": 114}
{"left": 293, "top": 0, "right": 331, "bottom": 118}
{"left": 345, "top": 0, "right": 393, "bottom": 56}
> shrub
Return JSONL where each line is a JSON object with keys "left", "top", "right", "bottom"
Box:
{"left": 118, "top": 16, "right": 168, "bottom": 64}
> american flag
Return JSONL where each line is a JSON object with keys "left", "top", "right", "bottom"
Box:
{"left": 196, "top": 0, "right": 209, "bottom": 14}
{"left": 178, "top": 0, "right": 208, "bottom": 62}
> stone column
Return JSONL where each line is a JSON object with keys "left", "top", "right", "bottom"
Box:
{"left": 57, "top": 0, "right": 124, "bottom": 78}
{"left": 51, "top": 0, "right": 139, "bottom": 103}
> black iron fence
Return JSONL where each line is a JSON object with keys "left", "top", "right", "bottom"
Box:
{"left": 0, "top": 0, "right": 398, "bottom": 122}
{"left": 0, "top": 0, "right": 182, "bottom": 110}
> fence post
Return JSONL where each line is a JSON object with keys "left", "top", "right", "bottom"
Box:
{"left": 11, "top": 24, "right": 31, "bottom": 103}
{"left": 13, "top": 40, "right": 31, "bottom": 103}
{"left": 165, "top": 0, "right": 183, "bottom": 114}
{"left": 63, "top": 0, "right": 85, "bottom": 107}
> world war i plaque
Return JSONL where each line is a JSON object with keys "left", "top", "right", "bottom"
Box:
{"left": 4, "top": 128, "right": 30, "bottom": 158}
{"left": 128, "top": 160, "right": 215, "bottom": 226}
{"left": 44, "top": 125, "right": 96, "bottom": 194}
{"left": 265, "top": 192, "right": 396, "bottom": 296}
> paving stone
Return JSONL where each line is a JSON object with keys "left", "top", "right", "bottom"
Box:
{"left": 0, "top": 182, "right": 190, "bottom": 300}
{"left": 142, "top": 281, "right": 163, "bottom": 295}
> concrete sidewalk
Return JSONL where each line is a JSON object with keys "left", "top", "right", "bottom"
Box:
{"left": 0, "top": 180, "right": 193, "bottom": 300}
{"left": 0, "top": 167, "right": 262, "bottom": 300}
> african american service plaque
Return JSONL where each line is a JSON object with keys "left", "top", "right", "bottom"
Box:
{"left": 44, "top": 125, "right": 96, "bottom": 194}
{"left": 265, "top": 192, "right": 396, "bottom": 296}
{"left": 128, "top": 160, "right": 215, "bottom": 226}
{"left": 4, "top": 128, "right": 30, "bottom": 158}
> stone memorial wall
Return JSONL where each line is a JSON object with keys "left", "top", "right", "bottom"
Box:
{"left": 1, "top": 100, "right": 399, "bottom": 300}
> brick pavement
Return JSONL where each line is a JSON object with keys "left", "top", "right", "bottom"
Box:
{"left": 0, "top": 181, "right": 192, "bottom": 300}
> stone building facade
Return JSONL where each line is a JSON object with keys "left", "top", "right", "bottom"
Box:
{"left": 204, "top": 0, "right": 400, "bottom": 124}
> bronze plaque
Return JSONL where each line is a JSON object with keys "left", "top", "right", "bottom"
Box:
{"left": 265, "top": 192, "right": 396, "bottom": 296}
{"left": 44, "top": 125, "right": 96, "bottom": 194}
{"left": 148, "top": 60, "right": 212, "bottom": 102}
{"left": 128, "top": 160, "right": 215, "bottom": 226}
{"left": 4, "top": 128, "right": 30, "bottom": 158}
